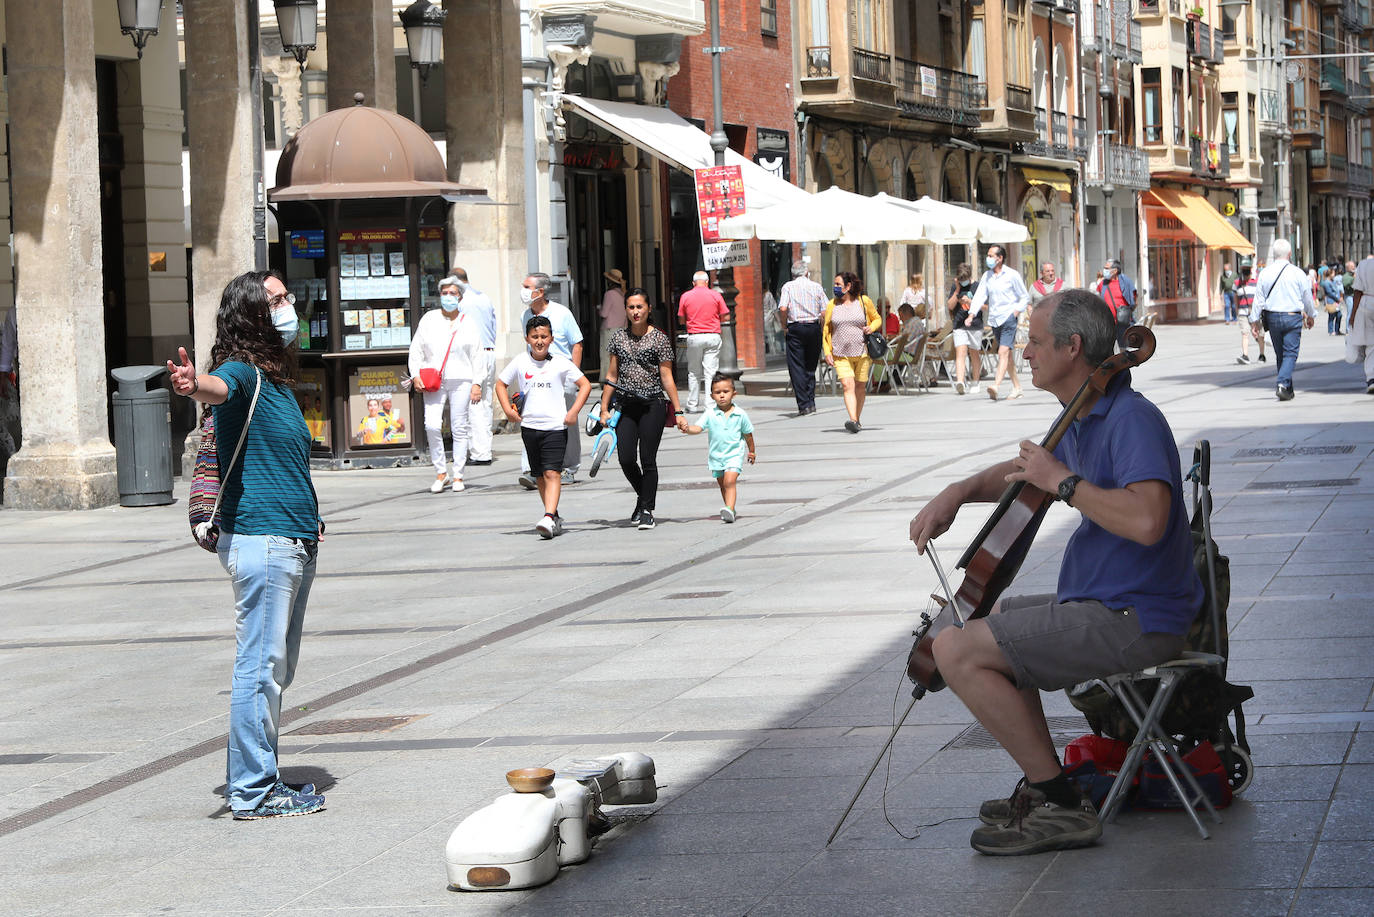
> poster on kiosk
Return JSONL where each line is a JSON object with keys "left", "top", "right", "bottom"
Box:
{"left": 693, "top": 165, "right": 750, "bottom": 271}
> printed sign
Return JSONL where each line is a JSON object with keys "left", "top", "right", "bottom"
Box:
{"left": 694, "top": 165, "right": 751, "bottom": 270}
{"left": 294, "top": 368, "right": 330, "bottom": 447}
{"left": 289, "top": 230, "right": 326, "bottom": 259}
{"left": 347, "top": 366, "right": 411, "bottom": 448}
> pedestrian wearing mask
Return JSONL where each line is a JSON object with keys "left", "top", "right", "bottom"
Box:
{"left": 167, "top": 271, "right": 326, "bottom": 820}
{"left": 969, "top": 244, "right": 1028, "bottom": 401}
{"left": 822, "top": 271, "right": 882, "bottom": 433}
{"left": 449, "top": 266, "right": 498, "bottom": 465}
{"left": 947, "top": 262, "right": 983, "bottom": 394}
{"left": 409, "top": 276, "right": 482, "bottom": 493}
{"left": 1099, "top": 259, "right": 1137, "bottom": 347}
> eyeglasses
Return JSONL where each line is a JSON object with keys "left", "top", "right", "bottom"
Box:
{"left": 269, "top": 292, "right": 296, "bottom": 308}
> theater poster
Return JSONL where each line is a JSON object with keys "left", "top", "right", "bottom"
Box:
{"left": 346, "top": 365, "right": 411, "bottom": 447}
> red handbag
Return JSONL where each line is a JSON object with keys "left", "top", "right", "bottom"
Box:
{"left": 417, "top": 323, "right": 461, "bottom": 391}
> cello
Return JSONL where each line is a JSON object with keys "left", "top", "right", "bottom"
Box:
{"left": 906, "top": 324, "right": 1157, "bottom": 695}
{"left": 825, "top": 324, "right": 1156, "bottom": 846}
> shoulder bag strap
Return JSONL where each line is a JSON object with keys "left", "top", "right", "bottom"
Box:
{"left": 437, "top": 318, "right": 462, "bottom": 376}
{"left": 1262, "top": 263, "right": 1292, "bottom": 304}
{"left": 209, "top": 368, "right": 262, "bottom": 525}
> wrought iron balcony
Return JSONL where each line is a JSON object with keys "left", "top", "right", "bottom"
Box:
{"left": 806, "top": 46, "right": 832, "bottom": 78}
{"left": 893, "top": 59, "right": 981, "bottom": 127}
{"left": 1189, "top": 136, "right": 1231, "bottom": 178}
{"left": 1007, "top": 84, "right": 1034, "bottom": 113}
{"left": 1084, "top": 141, "right": 1150, "bottom": 190}
{"left": 852, "top": 47, "right": 892, "bottom": 83}
{"left": 1321, "top": 61, "right": 1347, "bottom": 94}
{"left": 1025, "top": 107, "right": 1050, "bottom": 155}
{"left": 1350, "top": 161, "right": 1373, "bottom": 190}
{"left": 1072, "top": 114, "right": 1089, "bottom": 159}
{"left": 1258, "top": 88, "right": 1284, "bottom": 131}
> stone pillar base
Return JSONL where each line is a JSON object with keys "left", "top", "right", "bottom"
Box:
{"left": 4, "top": 445, "right": 118, "bottom": 510}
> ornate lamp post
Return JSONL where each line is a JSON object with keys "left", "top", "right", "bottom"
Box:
{"left": 274, "top": 0, "right": 319, "bottom": 72}
{"left": 116, "top": 0, "right": 165, "bottom": 59}
{"left": 399, "top": 0, "right": 448, "bottom": 84}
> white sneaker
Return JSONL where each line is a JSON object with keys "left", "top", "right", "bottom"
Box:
{"left": 430, "top": 477, "right": 448, "bottom": 494}
{"left": 969, "top": 383, "right": 981, "bottom": 394}
{"left": 535, "top": 514, "right": 556, "bottom": 539}
{"left": 451, "top": 478, "right": 465, "bottom": 493}
{"left": 720, "top": 507, "right": 736, "bottom": 523}
{"left": 954, "top": 381, "right": 966, "bottom": 395}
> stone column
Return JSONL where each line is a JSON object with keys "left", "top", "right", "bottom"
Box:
{"left": 445, "top": 0, "right": 527, "bottom": 350}
{"left": 181, "top": 0, "right": 259, "bottom": 471}
{"left": 2, "top": 0, "right": 117, "bottom": 509}
{"left": 326, "top": 0, "right": 397, "bottom": 112}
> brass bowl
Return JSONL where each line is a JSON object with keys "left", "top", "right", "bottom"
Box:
{"left": 506, "top": 767, "right": 556, "bottom": 793}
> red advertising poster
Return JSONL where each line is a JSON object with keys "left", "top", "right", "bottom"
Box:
{"left": 693, "top": 166, "right": 751, "bottom": 270}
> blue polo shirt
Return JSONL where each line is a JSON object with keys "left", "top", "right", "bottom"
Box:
{"left": 1052, "top": 372, "right": 1202, "bottom": 635}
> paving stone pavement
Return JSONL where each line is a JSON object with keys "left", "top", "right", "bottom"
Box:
{"left": 1, "top": 322, "right": 1371, "bottom": 916}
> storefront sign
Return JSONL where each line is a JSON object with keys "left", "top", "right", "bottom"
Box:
{"left": 755, "top": 128, "right": 790, "bottom": 182}
{"left": 338, "top": 229, "right": 406, "bottom": 243}
{"left": 694, "top": 165, "right": 751, "bottom": 270}
{"left": 563, "top": 142, "right": 625, "bottom": 171}
{"left": 347, "top": 366, "right": 411, "bottom": 447}
{"left": 289, "top": 230, "right": 326, "bottom": 258}
{"left": 1258, "top": 209, "right": 1279, "bottom": 227}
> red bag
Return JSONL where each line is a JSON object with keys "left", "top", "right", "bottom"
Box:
{"left": 1136, "top": 741, "right": 1233, "bottom": 811}
{"left": 418, "top": 323, "right": 461, "bottom": 391}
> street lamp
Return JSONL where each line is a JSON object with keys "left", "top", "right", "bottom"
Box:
{"left": 274, "top": 0, "right": 319, "bottom": 72}
{"left": 116, "top": 0, "right": 164, "bottom": 60}
{"left": 400, "top": 0, "right": 448, "bottom": 84}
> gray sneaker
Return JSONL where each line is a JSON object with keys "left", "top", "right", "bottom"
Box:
{"left": 970, "top": 785, "right": 1100, "bottom": 856}
{"left": 518, "top": 473, "right": 538, "bottom": 490}
{"left": 233, "top": 783, "right": 325, "bottom": 820}
{"left": 561, "top": 469, "right": 576, "bottom": 485}
{"left": 978, "top": 777, "right": 1027, "bottom": 826}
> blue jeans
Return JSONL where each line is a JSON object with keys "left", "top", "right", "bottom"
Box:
{"left": 1223, "top": 291, "right": 1236, "bottom": 323}
{"left": 218, "top": 533, "right": 317, "bottom": 811}
{"left": 1264, "top": 311, "right": 1304, "bottom": 390}
{"left": 1327, "top": 307, "right": 1343, "bottom": 334}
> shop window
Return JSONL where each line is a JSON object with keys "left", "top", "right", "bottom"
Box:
{"left": 1171, "top": 67, "right": 1185, "bottom": 145}
{"left": 1248, "top": 93, "right": 1258, "bottom": 155}
{"left": 1142, "top": 68, "right": 1162, "bottom": 144}
{"left": 761, "top": 0, "right": 778, "bottom": 37}
{"left": 1223, "top": 92, "right": 1239, "bottom": 155}
{"left": 1147, "top": 239, "right": 1200, "bottom": 302}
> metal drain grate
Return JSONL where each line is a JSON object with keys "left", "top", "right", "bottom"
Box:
{"left": 663, "top": 591, "right": 730, "bottom": 600}
{"left": 1236, "top": 445, "right": 1356, "bottom": 458}
{"left": 944, "top": 715, "right": 1089, "bottom": 751}
{"left": 1244, "top": 478, "right": 1359, "bottom": 491}
{"left": 288, "top": 714, "right": 424, "bottom": 736}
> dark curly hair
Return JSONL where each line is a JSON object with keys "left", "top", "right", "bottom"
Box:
{"left": 210, "top": 270, "right": 294, "bottom": 385}
{"left": 835, "top": 271, "right": 863, "bottom": 300}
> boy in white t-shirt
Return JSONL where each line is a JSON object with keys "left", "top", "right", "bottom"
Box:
{"left": 497, "top": 315, "right": 591, "bottom": 538}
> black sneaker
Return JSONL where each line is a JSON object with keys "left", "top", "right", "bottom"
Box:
{"left": 1258, "top": 353, "right": 1267, "bottom": 362}
{"left": 637, "top": 511, "right": 655, "bottom": 530}
{"left": 978, "top": 777, "right": 1027, "bottom": 825}
{"left": 1277, "top": 384, "right": 1294, "bottom": 401}
{"left": 629, "top": 504, "right": 643, "bottom": 525}
{"left": 969, "top": 785, "right": 1100, "bottom": 856}
{"left": 233, "top": 782, "right": 326, "bottom": 820}
{"left": 844, "top": 420, "right": 860, "bottom": 434}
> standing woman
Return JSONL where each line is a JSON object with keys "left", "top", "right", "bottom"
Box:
{"left": 600, "top": 288, "right": 689, "bottom": 530}
{"left": 900, "top": 273, "right": 927, "bottom": 312}
{"left": 409, "top": 276, "right": 483, "bottom": 493}
{"left": 599, "top": 268, "right": 627, "bottom": 368}
{"left": 823, "top": 271, "right": 882, "bottom": 433}
{"left": 167, "top": 271, "right": 326, "bottom": 820}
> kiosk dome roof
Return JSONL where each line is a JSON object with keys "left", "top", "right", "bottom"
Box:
{"left": 269, "top": 100, "right": 480, "bottom": 201}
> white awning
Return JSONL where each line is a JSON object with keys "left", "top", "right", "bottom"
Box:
{"left": 561, "top": 95, "right": 808, "bottom": 209}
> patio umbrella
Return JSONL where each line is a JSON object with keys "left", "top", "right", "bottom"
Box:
{"left": 717, "top": 186, "right": 954, "bottom": 245}
{"left": 877, "top": 194, "right": 1029, "bottom": 244}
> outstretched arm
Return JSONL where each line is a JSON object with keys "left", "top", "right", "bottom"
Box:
{"left": 167, "top": 346, "right": 228, "bottom": 405}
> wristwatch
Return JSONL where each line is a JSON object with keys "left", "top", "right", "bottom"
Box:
{"left": 1057, "top": 474, "right": 1084, "bottom": 506}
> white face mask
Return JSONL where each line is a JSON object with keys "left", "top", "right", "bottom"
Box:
{"left": 985, "top": 256, "right": 998, "bottom": 270}
{"left": 519, "top": 287, "right": 535, "bottom": 305}
{"left": 272, "top": 307, "right": 297, "bottom": 346}
{"left": 440, "top": 294, "right": 461, "bottom": 313}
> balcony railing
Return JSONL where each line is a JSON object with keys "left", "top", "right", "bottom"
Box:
{"left": 1342, "top": 0, "right": 1362, "bottom": 30}
{"left": 1258, "top": 88, "right": 1284, "bottom": 126}
{"left": 1350, "top": 161, "right": 1373, "bottom": 190}
{"left": 1007, "top": 83, "right": 1034, "bottom": 113}
{"left": 852, "top": 47, "right": 891, "bottom": 83}
{"left": 806, "top": 46, "right": 832, "bottom": 78}
{"left": 893, "top": 59, "right": 981, "bottom": 127}
{"left": 971, "top": 81, "right": 989, "bottom": 108}
{"left": 1051, "top": 110, "right": 1070, "bottom": 157}
{"left": 1025, "top": 107, "right": 1050, "bottom": 155}
{"left": 1189, "top": 136, "right": 1230, "bottom": 178}
{"left": 1085, "top": 141, "right": 1151, "bottom": 190}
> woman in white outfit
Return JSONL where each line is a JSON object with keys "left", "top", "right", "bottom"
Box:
{"left": 409, "top": 276, "right": 483, "bottom": 493}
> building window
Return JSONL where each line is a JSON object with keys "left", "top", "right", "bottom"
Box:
{"left": 1248, "top": 93, "right": 1258, "bottom": 155}
{"left": 1172, "top": 67, "right": 1185, "bottom": 144}
{"left": 1223, "top": 92, "right": 1239, "bottom": 155}
{"left": 1143, "top": 68, "right": 1162, "bottom": 144}
{"left": 761, "top": 0, "right": 777, "bottom": 36}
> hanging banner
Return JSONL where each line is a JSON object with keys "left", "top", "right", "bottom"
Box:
{"left": 693, "top": 165, "right": 751, "bottom": 270}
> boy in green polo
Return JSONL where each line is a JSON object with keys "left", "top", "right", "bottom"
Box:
{"left": 683, "top": 373, "right": 756, "bottom": 523}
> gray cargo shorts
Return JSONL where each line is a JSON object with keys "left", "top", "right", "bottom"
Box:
{"left": 986, "top": 593, "right": 1186, "bottom": 691}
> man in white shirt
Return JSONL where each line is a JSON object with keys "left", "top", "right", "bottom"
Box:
{"left": 970, "top": 244, "right": 1029, "bottom": 401}
{"left": 1252, "top": 238, "right": 1316, "bottom": 401}
{"left": 1347, "top": 252, "right": 1374, "bottom": 394}
{"left": 451, "top": 267, "right": 498, "bottom": 464}
{"left": 518, "top": 272, "right": 584, "bottom": 486}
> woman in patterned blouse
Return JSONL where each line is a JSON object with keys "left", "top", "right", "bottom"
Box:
{"left": 599, "top": 288, "right": 689, "bottom": 530}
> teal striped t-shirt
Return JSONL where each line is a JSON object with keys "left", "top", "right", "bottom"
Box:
{"left": 210, "top": 361, "right": 320, "bottom": 539}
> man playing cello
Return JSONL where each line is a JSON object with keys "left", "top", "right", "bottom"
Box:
{"left": 908, "top": 290, "right": 1202, "bottom": 856}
